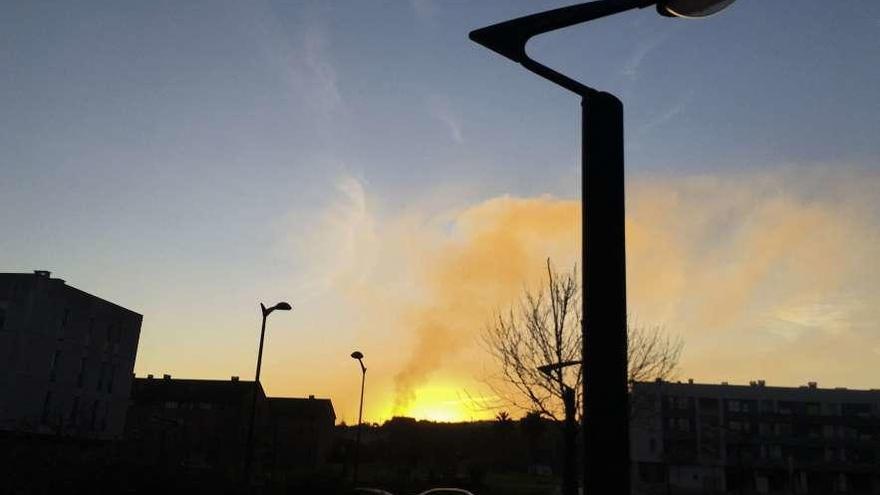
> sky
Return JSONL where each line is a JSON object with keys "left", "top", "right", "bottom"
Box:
{"left": 2, "top": 0, "right": 879, "bottom": 424}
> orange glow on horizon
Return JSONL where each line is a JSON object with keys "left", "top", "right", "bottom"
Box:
{"left": 377, "top": 383, "right": 494, "bottom": 423}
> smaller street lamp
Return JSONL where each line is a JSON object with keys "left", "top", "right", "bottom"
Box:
{"left": 351, "top": 351, "right": 367, "bottom": 486}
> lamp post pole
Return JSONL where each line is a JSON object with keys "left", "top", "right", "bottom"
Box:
{"left": 243, "top": 301, "right": 291, "bottom": 490}
{"left": 581, "top": 89, "right": 630, "bottom": 494}
{"left": 351, "top": 351, "right": 367, "bottom": 486}
{"left": 469, "top": 2, "right": 737, "bottom": 493}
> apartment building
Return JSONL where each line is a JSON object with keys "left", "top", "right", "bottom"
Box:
{"left": 631, "top": 380, "right": 880, "bottom": 494}
{"left": 0, "top": 270, "right": 142, "bottom": 438}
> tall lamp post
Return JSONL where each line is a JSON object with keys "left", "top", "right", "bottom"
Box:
{"left": 469, "top": 1, "right": 736, "bottom": 493}
{"left": 243, "top": 301, "right": 292, "bottom": 488}
{"left": 350, "top": 350, "right": 367, "bottom": 486}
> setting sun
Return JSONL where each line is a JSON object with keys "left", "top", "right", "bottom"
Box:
{"left": 384, "top": 383, "right": 492, "bottom": 423}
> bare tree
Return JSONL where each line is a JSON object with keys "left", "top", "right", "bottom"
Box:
{"left": 482, "top": 259, "right": 683, "bottom": 421}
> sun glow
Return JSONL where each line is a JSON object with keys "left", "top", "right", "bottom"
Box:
{"left": 387, "top": 383, "right": 491, "bottom": 423}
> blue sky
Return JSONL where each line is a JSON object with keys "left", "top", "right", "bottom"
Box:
{"left": 2, "top": 1, "right": 879, "bottom": 421}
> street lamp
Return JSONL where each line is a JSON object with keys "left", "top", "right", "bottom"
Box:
{"left": 243, "top": 301, "right": 292, "bottom": 488}
{"left": 350, "top": 350, "right": 367, "bottom": 486}
{"left": 469, "top": 1, "right": 736, "bottom": 493}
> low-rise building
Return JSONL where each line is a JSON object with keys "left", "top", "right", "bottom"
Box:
{"left": 124, "top": 375, "right": 335, "bottom": 477}
{"left": 267, "top": 396, "right": 336, "bottom": 473}
{"left": 0, "top": 270, "right": 142, "bottom": 439}
{"left": 631, "top": 380, "right": 880, "bottom": 494}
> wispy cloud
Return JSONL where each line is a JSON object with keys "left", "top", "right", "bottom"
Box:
{"left": 250, "top": 11, "right": 343, "bottom": 119}
{"left": 622, "top": 32, "right": 670, "bottom": 80}
{"left": 287, "top": 173, "right": 377, "bottom": 297}
{"left": 300, "top": 26, "right": 343, "bottom": 113}
{"left": 427, "top": 95, "right": 464, "bottom": 144}
{"left": 632, "top": 90, "right": 695, "bottom": 139}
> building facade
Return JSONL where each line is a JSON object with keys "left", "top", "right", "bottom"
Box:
{"left": 0, "top": 270, "right": 142, "bottom": 439}
{"left": 631, "top": 380, "right": 880, "bottom": 494}
{"left": 124, "top": 375, "right": 335, "bottom": 477}
{"left": 267, "top": 396, "right": 336, "bottom": 474}
{"left": 124, "top": 375, "right": 264, "bottom": 474}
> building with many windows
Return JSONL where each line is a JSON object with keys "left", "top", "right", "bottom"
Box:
{"left": 631, "top": 379, "right": 880, "bottom": 494}
{"left": 0, "top": 270, "right": 142, "bottom": 438}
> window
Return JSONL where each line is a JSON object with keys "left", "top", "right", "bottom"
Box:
{"left": 836, "top": 473, "right": 848, "bottom": 493}
{"left": 728, "top": 400, "right": 741, "bottom": 412}
{"left": 825, "top": 447, "right": 835, "bottom": 462}
{"left": 699, "top": 397, "right": 719, "bottom": 411}
{"left": 86, "top": 318, "right": 94, "bottom": 345}
{"left": 822, "top": 402, "right": 840, "bottom": 416}
{"left": 77, "top": 358, "right": 87, "bottom": 388}
{"left": 770, "top": 445, "right": 782, "bottom": 459}
{"left": 165, "top": 401, "right": 178, "bottom": 409}
{"left": 668, "top": 396, "right": 689, "bottom": 410}
{"left": 101, "top": 401, "right": 109, "bottom": 431}
{"left": 70, "top": 396, "right": 80, "bottom": 423}
{"left": 97, "top": 362, "right": 107, "bottom": 391}
{"left": 12, "top": 283, "right": 24, "bottom": 302}
{"left": 61, "top": 308, "right": 71, "bottom": 331}
{"left": 107, "top": 364, "right": 116, "bottom": 393}
{"left": 49, "top": 350, "right": 61, "bottom": 382}
{"left": 41, "top": 391, "right": 52, "bottom": 424}
{"left": 113, "top": 326, "right": 123, "bottom": 353}
{"left": 649, "top": 437, "right": 656, "bottom": 453}
{"left": 90, "top": 400, "right": 99, "bottom": 430}
{"left": 843, "top": 403, "right": 871, "bottom": 418}
{"left": 756, "top": 475, "right": 769, "bottom": 494}
{"left": 823, "top": 425, "right": 835, "bottom": 439}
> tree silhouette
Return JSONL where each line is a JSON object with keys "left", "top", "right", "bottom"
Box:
{"left": 483, "top": 259, "right": 683, "bottom": 421}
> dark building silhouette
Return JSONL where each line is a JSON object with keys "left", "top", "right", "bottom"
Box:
{"left": 125, "top": 375, "right": 263, "bottom": 474}
{"left": 266, "top": 396, "right": 336, "bottom": 475}
{"left": 631, "top": 380, "right": 880, "bottom": 494}
{"left": 0, "top": 270, "right": 142, "bottom": 438}
{"left": 124, "top": 375, "right": 335, "bottom": 477}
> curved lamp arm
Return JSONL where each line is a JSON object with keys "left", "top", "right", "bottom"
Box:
{"left": 469, "top": 0, "right": 656, "bottom": 96}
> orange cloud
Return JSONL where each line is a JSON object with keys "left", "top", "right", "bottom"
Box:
{"left": 286, "top": 166, "right": 880, "bottom": 422}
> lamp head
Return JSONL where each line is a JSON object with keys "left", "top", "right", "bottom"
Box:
{"left": 351, "top": 351, "right": 364, "bottom": 360}
{"left": 262, "top": 301, "right": 292, "bottom": 317}
{"left": 657, "top": 0, "right": 736, "bottom": 18}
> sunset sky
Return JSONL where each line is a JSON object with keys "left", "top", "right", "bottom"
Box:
{"left": 3, "top": 1, "right": 879, "bottom": 424}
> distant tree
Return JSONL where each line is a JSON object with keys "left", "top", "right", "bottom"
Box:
{"left": 494, "top": 411, "right": 512, "bottom": 424}
{"left": 483, "top": 259, "right": 683, "bottom": 421}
